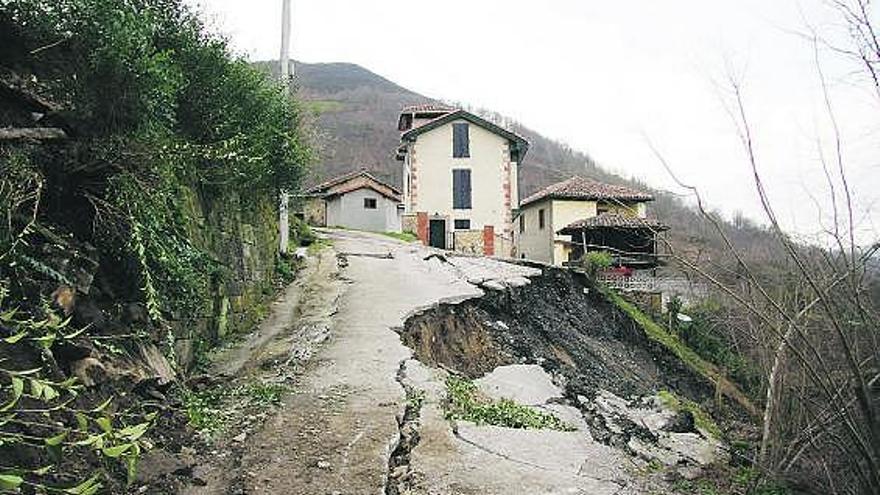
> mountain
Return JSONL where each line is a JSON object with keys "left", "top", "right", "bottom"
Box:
{"left": 253, "top": 61, "right": 622, "bottom": 196}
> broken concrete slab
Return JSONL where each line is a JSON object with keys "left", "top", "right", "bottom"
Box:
{"left": 475, "top": 364, "right": 563, "bottom": 406}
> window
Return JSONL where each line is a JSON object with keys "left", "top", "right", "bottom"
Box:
{"left": 452, "top": 169, "right": 472, "bottom": 209}
{"left": 519, "top": 215, "right": 525, "bottom": 233}
{"left": 538, "top": 208, "right": 545, "bottom": 229}
{"left": 453, "top": 123, "right": 470, "bottom": 158}
{"left": 454, "top": 219, "right": 471, "bottom": 230}
{"left": 363, "top": 198, "right": 377, "bottom": 209}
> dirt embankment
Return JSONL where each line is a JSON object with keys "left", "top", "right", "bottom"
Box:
{"left": 401, "top": 267, "right": 716, "bottom": 405}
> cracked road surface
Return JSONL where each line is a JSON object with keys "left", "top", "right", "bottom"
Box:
{"left": 191, "top": 229, "right": 653, "bottom": 494}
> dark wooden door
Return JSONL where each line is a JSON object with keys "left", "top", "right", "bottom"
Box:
{"left": 429, "top": 219, "right": 446, "bottom": 249}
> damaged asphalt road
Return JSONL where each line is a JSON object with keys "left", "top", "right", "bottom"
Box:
{"left": 181, "top": 229, "right": 723, "bottom": 494}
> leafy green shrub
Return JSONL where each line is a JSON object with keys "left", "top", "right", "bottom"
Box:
{"left": 678, "top": 302, "right": 762, "bottom": 396}
{"left": 293, "top": 217, "right": 316, "bottom": 246}
{"left": 1, "top": 0, "right": 312, "bottom": 322}
{"left": 444, "top": 376, "right": 572, "bottom": 431}
{"left": 582, "top": 251, "right": 613, "bottom": 276}
{"left": 0, "top": 284, "right": 156, "bottom": 493}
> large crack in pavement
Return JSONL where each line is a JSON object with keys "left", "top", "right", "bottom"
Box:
{"left": 385, "top": 359, "right": 424, "bottom": 495}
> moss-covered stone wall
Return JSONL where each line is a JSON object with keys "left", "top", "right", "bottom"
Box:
{"left": 169, "top": 186, "right": 281, "bottom": 368}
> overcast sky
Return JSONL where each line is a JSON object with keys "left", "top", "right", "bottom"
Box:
{"left": 189, "top": 0, "right": 878, "bottom": 245}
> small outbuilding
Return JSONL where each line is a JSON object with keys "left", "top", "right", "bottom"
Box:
{"left": 300, "top": 169, "right": 403, "bottom": 232}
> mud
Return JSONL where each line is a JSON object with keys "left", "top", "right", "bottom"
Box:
{"left": 401, "top": 267, "right": 713, "bottom": 404}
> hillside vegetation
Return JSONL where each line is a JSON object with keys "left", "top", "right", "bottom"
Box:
{"left": 0, "top": 0, "right": 309, "bottom": 491}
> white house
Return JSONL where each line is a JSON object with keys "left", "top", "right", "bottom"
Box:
{"left": 515, "top": 176, "right": 665, "bottom": 266}
{"left": 301, "top": 169, "right": 403, "bottom": 232}
{"left": 396, "top": 104, "right": 529, "bottom": 255}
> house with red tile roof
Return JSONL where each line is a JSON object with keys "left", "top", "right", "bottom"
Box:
{"left": 300, "top": 169, "right": 403, "bottom": 231}
{"left": 396, "top": 105, "right": 529, "bottom": 255}
{"left": 514, "top": 176, "right": 666, "bottom": 266}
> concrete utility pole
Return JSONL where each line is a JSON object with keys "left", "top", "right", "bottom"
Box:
{"left": 278, "top": 0, "right": 292, "bottom": 254}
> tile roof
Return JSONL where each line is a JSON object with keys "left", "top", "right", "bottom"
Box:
{"left": 557, "top": 213, "right": 668, "bottom": 234}
{"left": 399, "top": 109, "right": 529, "bottom": 161}
{"left": 303, "top": 169, "right": 401, "bottom": 197}
{"left": 400, "top": 103, "right": 457, "bottom": 114}
{"left": 520, "top": 176, "right": 654, "bottom": 208}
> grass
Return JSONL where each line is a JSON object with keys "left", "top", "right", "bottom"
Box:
{"left": 381, "top": 231, "right": 418, "bottom": 242}
{"left": 657, "top": 389, "right": 721, "bottom": 439}
{"left": 181, "top": 380, "right": 288, "bottom": 437}
{"left": 304, "top": 99, "right": 345, "bottom": 113}
{"left": 600, "top": 286, "right": 758, "bottom": 418}
{"left": 444, "top": 376, "right": 573, "bottom": 431}
{"left": 672, "top": 467, "right": 790, "bottom": 495}
{"left": 307, "top": 237, "right": 333, "bottom": 256}
{"left": 326, "top": 226, "right": 418, "bottom": 243}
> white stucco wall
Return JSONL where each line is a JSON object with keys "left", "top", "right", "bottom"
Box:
{"left": 598, "top": 201, "right": 645, "bottom": 218}
{"left": 514, "top": 199, "right": 553, "bottom": 263}
{"left": 325, "top": 187, "right": 401, "bottom": 232}
{"left": 409, "top": 119, "right": 516, "bottom": 234}
{"left": 515, "top": 199, "right": 652, "bottom": 265}
{"left": 551, "top": 200, "right": 597, "bottom": 265}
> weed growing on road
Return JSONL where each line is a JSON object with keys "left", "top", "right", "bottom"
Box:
{"left": 381, "top": 231, "right": 418, "bottom": 243}
{"left": 444, "top": 376, "right": 573, "bottom": 431}
{"left": 182, "top": 380, "right": 288, "bottom": 438}
{"left": 307, "top": 238, "right": 333, "bottom": 256}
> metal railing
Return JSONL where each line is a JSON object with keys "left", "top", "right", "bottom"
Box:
{"left": 598, "top": 273, "right": 658, "bottom": 291}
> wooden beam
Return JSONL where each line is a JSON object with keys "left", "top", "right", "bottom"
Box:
{"left": 0, "top": 127, "right": 67, "bottom": 140}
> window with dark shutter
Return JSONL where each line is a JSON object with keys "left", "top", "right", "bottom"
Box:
{"left": 454, "top": 219, "right": 470, "bottom": 230}
{"left": 519, "top": 215, "right": 525, "bottom": 233}
{"left": 452, "top": 169, "right": 472, "bottom": 209}
{"left": 453, "top": 123, "right": 470, "bottom": 158}
{"left": 538, "top": 208, "right": 545, "bottom": 229}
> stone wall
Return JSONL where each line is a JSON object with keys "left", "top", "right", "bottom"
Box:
{"left": 170, "top": 187, "right": 281, "bottom": 368}
{"left": 453, "top": 230, "right": 484, "bottom": 254}
{"left": 402, "top": 213, "right": 418, "bottom": 235}
{"left": 302, "top": 197, "right": 326, "bottom": 226}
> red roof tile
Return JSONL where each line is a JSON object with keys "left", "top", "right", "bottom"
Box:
{"left": 303, "top": 169, "right": 401, "bottom": 198}
{"left": 400, "top": 103, "right": 457, "bottom": 114}
{"left": 520, "top": 176, "right": 653, "bottom": 207}
{"left": 558, "top": 213, "right": 667, "bottom": 234}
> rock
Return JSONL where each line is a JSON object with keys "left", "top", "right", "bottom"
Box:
{"left": 70, "top": 357, "right": 108, "bottom": 387}
{"left": 480, "top": 280, "right": 505, "bottom": 291}
{"left": 665, "top": 411, "right": 696, "bottom": 433}
{"left": 505, "top": 276, "right": 531, "bottom": 287}
{"left": 232, "top": 432, "right": 247, "bottom": 443}
{"left": 658, "top": 432, "right": 722, "bottom": 466}
{"left": 122, "top": 302, "right": 149, "bottom": 325}
{"left": 135, "top": 450, "right": 189, "bottom": 484}
{"left": 475, "top": 364, "right": 564, "bottom": 405}
{"left": 316, "top": 460, "right": 331, "bottom": 470}
{"left": 173, "top": 338, "right": 194, "bottom": 370}
{"left": 51, "top": 285, "right": 76, "bottom": 315}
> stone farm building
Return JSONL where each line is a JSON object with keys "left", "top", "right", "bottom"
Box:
{"left": 514, "top": 176, "right": 667, "bottom": 267}
{"left": 300, "top": 169, "right": 403, "bottom": 232}
{"left": 395, "top": 104, "right": 529, "bottom": 256}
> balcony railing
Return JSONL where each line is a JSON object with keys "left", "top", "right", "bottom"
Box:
{"left": 598, "top": 273, "right": 658, "bottom": 291}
